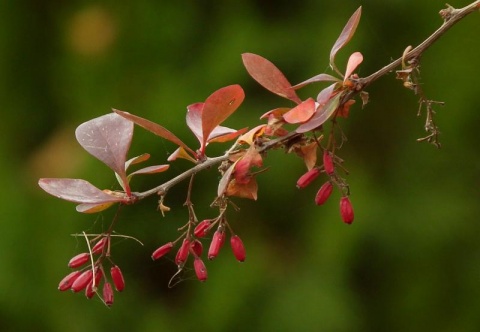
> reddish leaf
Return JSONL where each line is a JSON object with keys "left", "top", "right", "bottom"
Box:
{"left": 113, "top": 109, "right": 196, "bottom": 157}
{"left": 330, "top": 6, "right": 362, "bottom": 74}
{"left": 344, "top": 52, "right": 363, "bottom": 81}
{"left": 75, "top": 113, "right": 133, "bottom": 187}
{"left": 201, "top": 85, "right": 245, "bottom": 153}
{"left": 234, "top": 146, "right": 263, "bottom": 184}
{"left": 292, "top": 73, "right": 340, "bottom": 90}
{"left": 296, "top": 92, "right": 343, "bottom": 133}
{"left": 242, "top": 53, "right": 301, "bottom": 104}
{"left": 260, "top": 108, "right": 291, "bottom": 120}
{"left": 283, "top": 98, "right": 316, "bottom": 124}
{"left": 38, "top": 178, "right": 124, "bottom": 204}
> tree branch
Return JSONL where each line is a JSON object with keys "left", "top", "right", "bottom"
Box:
{"left": 134, "top": 1, "right": 479, "bottom": 202}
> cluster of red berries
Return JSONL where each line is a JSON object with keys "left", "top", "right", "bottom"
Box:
{"left": 296, "top": 150, "right": 354, "bottom": 224}
{"left": 152, "top": 220, "right": 246, "bottom": 282}
{"left": 57, "top": 236, "right": 125, "bottom": 306}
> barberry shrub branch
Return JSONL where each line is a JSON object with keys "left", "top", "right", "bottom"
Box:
{"left": 38, "top": 2, "right": 479, "bottom": 306}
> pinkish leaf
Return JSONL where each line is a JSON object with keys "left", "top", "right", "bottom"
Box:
{"left": 113, "top": 109, "right": 196, "bottom": 157}
{"left": 317, "top": 83, "right": 338, "bottom": 105}
{"left": 296, "top": 92, "right": 343, "bottom": 133}
{"left": 125, "top": 153, "right": 150, "bottom": 171}
{"left": 344, "top": 52, "right": 363, "bottom": 81}
{"left": 129, "top": 164, "right": 169, "bottom": 177}
{"left": 201, "top": 85, "right": 245, "bottom": 154}
{"left": 75, "top": 113, "right": 133, "bottom": 186}
{"left": 38, "top": 178, "right": 124, "bottom": 204}
{"left": 242, "top": 53, "right": 301, "bottom": 104}
{"left": 283, "top": 98, "right": 316, "bottom": 124}
{"left": 208, "top": 127, "right": 248, "bottom": 144}
{"left": 186, "top": 102, "right": 204, "bottom": 146}
{"left": 292, "top": 74, "right": 340, "bottom": 90}
{"left": 330, "top": 6, "right": 362, "bottom": 74}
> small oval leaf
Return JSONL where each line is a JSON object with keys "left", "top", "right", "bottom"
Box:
{"left": 283, "top": 98, "right": 316, "bottom": 124}
{"left": 344, "top": 52, "right": 363, "bottom": 81}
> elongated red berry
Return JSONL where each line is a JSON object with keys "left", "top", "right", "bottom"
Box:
{"left": 110, "top": 266, "right": 125, "bottom": 292}
{"left": 190, "top": 239, "right": 203, "bottom": 257}
{"left": 58, "top": 270, "right": 82, "bottom": 291}
{"left": 85, "top": 281, "right": 96, "bottom": 299}
{"left": 152, "top": 242, "right": 173, "bottom": 260}
{"left": 323, "top": 150, "right": 335, "bottom": 175}
{"left": 68, "top": 252, "right": 90, "bottom": 268}
{"left": 194, "top": 258, "right": 208, "bottom": 282}
{"left": 208, "top": 230, "right": 225, "bottom": 260}
{"left": 194, "top": 220, "right": 211, "bottom": 238}
{"left": 103, "top": 282, "right": 114, "bottom": 306}
{"left": 340, "top": 196, "right": 354, "bottom": 224}
{"left": 296, "top": 168, "right": 320, "bottom": 188}
{"left": 230, "top": 235, "right": 246, "bottom": 262}
{"left": 315, "top": 181, "right": 334, "bottom": 205}
{"left": 92, "top": 237, "right": 108, "bottom": 255}
{"left": 71, "top": 269, "right": 93, "bottom": 292}
{"left": 175, "top": 238, "right": 190, "bottom": 266}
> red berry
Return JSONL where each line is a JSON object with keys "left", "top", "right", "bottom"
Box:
{"left": 208, "top": 230, "right": 225, "bottom": 260}
{"left": 194, "top": 220, "right": 211, "bottom": 238}
{"left": 58, "top": 270, "right": 82, "bottom": 291}
{"left": 323, "top": 150, "right": 335, "bottom": 175}
{"left": 175, "top": 238, "right": 190, "bottom": 266}
{"left": 91, "top": 237, "right": 108, "bottom": 255}
{"left": 93, "top": 267, "right": 103, "bottom": 287}
{"left": 315, "top": 181, "right": 334, "bottom": 205}
{"left": 110, "top": 266, "right": 125, "bottom": 292}
{"left": 296, "top": 168, "right": 320, "bottom": 188}
{"left": 103, "top": 282, "right": 114, "bottom": 307}
{"left": 194, "top": 258, "right": 208, "bottom": 282}
{"left": 68, "top": 253, "right": 90, "bottom": 268}
{"left": 71, "top": 269, "right": 93, "bottom": 293}
{"left": 230, "top": 235, "right": 246, "bottom": 262}
{"left": 340, "top": 196, "right": 354, "bottom": 224}
{"left": 85, "top": 281, "right": 96, "bottom": 299}
{"left": 152, "top": 242, "right": 173, "bottom": 260}
{"left": 190, "top": 239, "right": 203, "bottom": 257}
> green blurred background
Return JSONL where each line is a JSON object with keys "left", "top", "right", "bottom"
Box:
{"left": 1, "top": 0, "right": 479, "bottom": 331}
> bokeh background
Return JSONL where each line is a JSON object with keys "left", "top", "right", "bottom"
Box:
{"left": 1, "top": 0, "right": 479, "bottom": 331}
